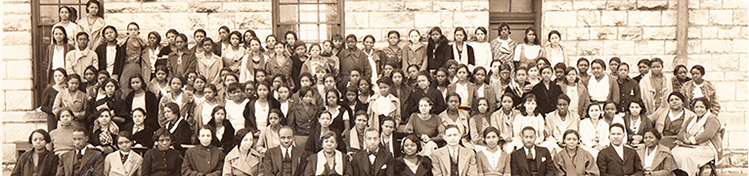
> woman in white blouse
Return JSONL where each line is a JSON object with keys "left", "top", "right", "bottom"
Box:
{"left": 475, "top": 127, "right": 511, "bottom": 176}
{"left": 513, "top": 28, "right": 542, "bottom": 68}
{"left": 579, "top": 103, "right": 610, "bottom": 157}
{"left": 541, "top": 30, "right": 569, "bottom": 66}
{"left": 470, "top": 27, "right": 493, "bottom": 70}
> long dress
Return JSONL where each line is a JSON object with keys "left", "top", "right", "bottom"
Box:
{"left": 671, "top": 113, "right": 721, "bottom": 176}
{"left": 119, "top": 37, "right": 145, "bottom": 97}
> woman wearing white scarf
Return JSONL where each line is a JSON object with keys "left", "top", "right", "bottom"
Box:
{"left": 671, "top": 97, "right": 722, "bottom": 176}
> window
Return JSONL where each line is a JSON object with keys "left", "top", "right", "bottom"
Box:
{"left": 31, "top": 0, "right": 89, "bottom": 106}
{"left": 273, "top": 0, "right": 343, "bottom": 43}
{"left": 488, "top": 0, "right": 542, "bottom": 42}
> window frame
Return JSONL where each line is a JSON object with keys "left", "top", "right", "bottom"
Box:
{"left": 271, "top": 0, "right": 345, "bottom": 44}
{"left": 488, "top": 0, "right": 542, "bottom": 42}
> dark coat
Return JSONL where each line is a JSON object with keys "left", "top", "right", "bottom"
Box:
{"left": 262, "top": 146, "right": 312, "bottom": 176}
{"left": 122, "top": 122, "right": 155, "bottom": 149}
{"left": 125, "top": 91, "right": 160, "bottom": 130}
{"left": 529, "top": 81, "right": 563, "bottom": 114}
{"left": 56, "top": 147, "right": 105, "bottom": 176}
{"left": 94, "top": 43, "right": 126, "bottom": 76}
{"left": 11, "top": 149, "right": 58, "bottom": 176}
{"left": 305, "top": 126, "right": 345, "bottom": 153}
{"left": 351, "top": 149, "right": 395, "bottom": 176}
{"left": 596, "top": 146, "right": 644, "bottom": 176}
{"left": 243, "top": 98, "right": 281, "bottom": 133}
{"left": 406, "top": 87, "right": 447, "bottom": 116}
{"left": 509, "top": 146, "right": 557, "bottom": 176}
{"left": 393, "top": 156, "right": 433, "bottom": 176}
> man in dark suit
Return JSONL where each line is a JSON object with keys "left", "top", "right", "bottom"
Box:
{"left": 263, "top": 126, "right": 311, "bottom": 176}
{"left": 351, "top": 128, "right": 394, "bottom": 176}
{"left": 597, "top": 123, "right": 644, "bottom": 176}
{"left": 510, "top": 126, "right": 557, "bottom": 176}
{"left": 56, "top": 128, "right": 105, "bottom": 176}
{"left": 379, "top": 117, "right": 401, "bottom": 158}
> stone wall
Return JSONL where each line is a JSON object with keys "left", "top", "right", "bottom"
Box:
{"left": 542, "top": 0, "right": 748, "bottom": 150}
{"left": 345, "top": 0, "right": 489, "bottom": 48}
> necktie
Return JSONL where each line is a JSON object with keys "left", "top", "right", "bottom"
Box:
{"left": 121, "top": 153, "right": 129, "bottom": 164}
{"left": 285, "top": 148, "right": 291, "bottom": 160}
{"left": 526, "top": 150, "right": 533, "bottom": 159}
{"left": 76, "top": 150, "right": 83, "bottom": 160}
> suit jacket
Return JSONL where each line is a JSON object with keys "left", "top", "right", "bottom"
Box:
{"left": 94, "top": 43, "right": 126, "bottom": 76}
{"left": 390, "top": 84, "right": 413, "bottom": 121}
{"left": 635, "top": 145, "right": 677, "bottom": 176}
{"left": 380, "top": 134, "right": 401, "bottom": 158}
{"left": 429, "top": 146, "right": 478, "bottom": 176}
{"left": 509, "top": 146, "right": 556, "bottom": 176}
{"left": 262, "top": 146, "right": 312, "bottom": 176}
{"left": 56, "top": 147, "right": 105, "bottom": 176}
{"left": 596, "top": 146, "right": 644, "bottom": 176}
{"left": 45, "top": 44, "right": 75, "bottom": 83}
{"left": 393, "top": 156, "right": 433, "bottom": 176}
{"left": 351, "top": 149, "right": 394, "bottom": 176}
{"left": 104, "top": 151, "right": 143, "bottom": 176}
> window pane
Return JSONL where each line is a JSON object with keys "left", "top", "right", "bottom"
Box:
{"left": 279, "top": 0, "right": 297, "bottom": 3}
{"left": 60, "top": 0, "right": 80, "bottom": 4}
{"left": 511, "top": 0, "right": 533, "bottom": 12}
{"left": 41, "top": 0, "right": 58, "bottom": 4}
{"left": 279, "top": 5, "right": 298, "bottom": 23}
{"left": 40, "top": 5, "right": 59, "bottom": 24}
{"left": 300, "top": 0, "right": 317, "bottom": 3}
{"left": 278, "top": 24, "right": 298, "bottom": 40}
{"left": 299, "top": 24, "right": 319, "bottom": 42}
{"left": 319, "top": 4, "right": 338, "bottom": 22}
{"left": 299, "top": 4, "right": 318, "bottom": 22}
{"left": 41, "top": 26, "right": 53, "bottom": 45}
{"left": 319, "top": 0, "right": 336, "bottom": 3}
{"left": 324, "top": 24, "right": 340, "bottom": 41}
{"left": 490, "top": 0, "right": 509, "bottom": 12}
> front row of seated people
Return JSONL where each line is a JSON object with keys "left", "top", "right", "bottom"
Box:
{"left": 14, "top": 97, "right": 721, "bottom": 176}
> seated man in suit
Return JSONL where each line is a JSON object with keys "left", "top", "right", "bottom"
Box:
{"left": 352, "top": 128, "right": 394, "bottom": 176}
{"left": 103, "top": 131, "right": 143, "bottom": 176}
{"left": 510, "top": 126, "right": 557, "bottom": 176}
{"left": 263, "top": 126, "right": 312, "bottom": 176}
{"left": 596, "top": 123, "right": 644, "bottom": 176}
{"left": 430, "top": 124, "right": 478, "bottom": 176}
{"left": 379, "top": 117, "right": 400, "bottom": 158}
{"left": 56, "top": 127, "right": 105, "bottom": 176}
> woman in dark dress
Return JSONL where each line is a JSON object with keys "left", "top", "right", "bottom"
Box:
{"left": 11, "top": 129, "right": 59, "bottom": 176}
{"left": 393, "top": 134, "right": 433, "bottom": 176}
{"left": 206, "top": 106, "right": 235, "bottom": 153}
{"left": 121, "top": 108, "right": 154, "bottom": 149}
{"left": 124, "top": 75, "right": 160, "bottom": 130}
{"left": 141, "top": 128, "right": 184, "bottom": 176}
{"left": 406, "top": 71, "right": 447, "bottom": 116}
{"left": 42, "top": 68, "right": 67, "bottom": 131}
{"left": 426, "top": 27, "right": 453, "bottom": 71}
{"left": 95, "top": 79, "right": 131, "bottom": 127}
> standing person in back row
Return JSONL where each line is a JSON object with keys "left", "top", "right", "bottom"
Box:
{"left": 338, "top": 34, "right": 373, "bottom": 88}
{"left": 426, "top": 27, "right": 453, "bottom": 72}
{"left": 587, "top": 59, "right": 620, "bottom": 104}
{"left": 491, "top": 23, "right": 518, "bottom": 70}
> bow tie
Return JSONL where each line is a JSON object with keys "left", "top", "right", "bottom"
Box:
{"left": 368, "top": 150, "right": 377, "bottom": 156}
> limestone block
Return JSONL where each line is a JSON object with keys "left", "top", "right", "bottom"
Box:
{"left": 743, "top": 27, "right": 749, "bottom": 38}
{"left": 104, "top": 2, "right": 141, "bottom": 13}
{"left": 433, "top": 2, "right": 461, "bottom": 11}
{"left": 709, "top": 10, "right": 733, "bottom": 25}
{"left": 3, "top": 144, "right": 17, "bottom": 164}
{"left": 4, "top": 60, "right": 32, "bottom": 79}
{"left": 566, "top": 27, "right": 590, "bottom": 40}
{"left": 688, "top": 0, "right": 700, "bottom": 9}
{"left": 601, "top": 11, "right": 627, "bottom": 26}
{"left": 573, "top": 1, "right": 606, "bottom": 10}
{"left": 106, "top": 13, "right": 134, "bottom": 30}
{"left": 688, "top": 26, "right": 701, "bottom": 39}
{"left": 544, "top": 1, "right": 573, "bottom": 11}
{"left": 724, "top": 100, "right": 748, "bottom": 113}
{"left": 346, "top": 12, "right": 369, "bottom": 29}
{"left": 142, "top": 2, "right": 189, "bottom": 12}
{"left": 3, "top": 3, "right": 31, "bottom": 15}
{"left": 687, "top": 40, "right": 702, "bottom": 54}
{"left": 577, "top": 11, "right": 601, "bottom": 27}
{"left": 642, "top": 27, "right": 676, "bottom": 39}
{"left": 3, "top": 123, "right": 43, "bottom": 142}
{"left": 188, "top": 2, "right": 221, "bottom": 13}
{"left": 370, "top": 12, "right": 415, "bottom": 28}
{"left": 170, "top": 13, "right": 208, "bottom": 30}
{"left": 711, "top": 53, "right": 740, "bottom": 71}
{"left": 606, "top": 1, "right": 635, "bottom": 10}
{"left": 619, "top": 27, "right": 642, "bottom": 40}
{"left": 721, "top": 27, "right": 743, "bottom": 39}
{"left": 700, "top": 0, "right": 723, "bottom": 9}
{"left": 453, "top": 12, "right": 488, "bottom": 27}
{"left": 635, "top": 40, "right": 665, "bottom": 55}
{"left": 741, "top": 54, "right": 748, "bottom": 71}
{"left": 734, "top": 10, "right": 748, "bottom": 25}
{"left": 544, "top": 11, "right": 577, "bottom": 27}
{"left": 723, "top": 0, "right": 749, "bottom": 9}
{"left": 702, "top": 26, "right": 719, "bottom": 39}
{"left": 664, "top": 40, "right": 677, "bottom": 54}
{"left": 3, "top": 15, "right": 31, "bottom": 32}
{"left": 404, "top": 1, "right": 432, "bottom": 11}
{"left": 701, "top": 70, "right": 724, "bottom": 80}
{"left": 577, "top": 41, "right": 603, "bottom": 55}
{"left": 725, "top": 71, "right": 748, "bottom": 81}
{"left": 603, "top": 40, "right": 635, "bottom": 55}
{"left": 462, "top": 1, "right": 489, "bottom": 11}
{"left": 222, "top": 2, "right": 272, "bottom": 12}
{"left": 236, "top": 13, "right": 271, "bottom": 30}
{"left": 736, "top": 81, "right": 747, "bottom": 101}
{"left": 380, "top": 1, "right": 406, "bottom": 12}
{"left": 636, "top": 0, "right": 669, "bottom": 10}
{"left": 3, "top": 79, "right": 32, "bottom": 90}
{"left": 591, "top": 27, "right": 617, "bottom": 40}
{"left": 719, "top": 112, "right": 745, "bottom": 130}
{"left": 727, "top": 131, "right": 748, "bottom": 149}
{"left": 208, "top": 13, "right": 236, "bottom": 30}
{"left": 661, "top": 10, "right": 677, "bottom": 26}
{"left": 702, "top": 40, "right": 733, "bottom": 54}
{"left": 346, "top": 1, "right": 378, "bottom": 12}
{"left": 133, "top": 13, "right": 169, "bottom": 31}
{"left": 628, "top": 11, "right": 660, "bottom": 26}
{"left": 4, "top": 90, "right": 32, "bottom": 110}
{"left": 2, "top": 45, "right": 31, "bottom": 60}
{"left": 688, "top": 10, "right": 709, "bottom": 25}
{"left": 415, "top": 12, "right": 448, "bottom": 28}
{"left": 3, "top": 32, "right": 31, "bottom": 46}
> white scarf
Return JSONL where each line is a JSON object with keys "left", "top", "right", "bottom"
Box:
{"left": 315, "top": 150, "right": 344, "bottom": 175}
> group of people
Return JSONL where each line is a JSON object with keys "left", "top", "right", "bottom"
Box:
{"left": 14, "top": 1, "right": 724, "bottom": 175}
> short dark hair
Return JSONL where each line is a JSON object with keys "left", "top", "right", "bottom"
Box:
{"left": 320, "top": 131, "right": 338, "bottom": 143}
{"left": 52, "top": 25, "right": 69, "bottom": 44}
{"left": 591, "top": 59, "right": 607, "bottom": 70}
{"left": 557, "top": 94, "right": 571, "bottom": 105}
{"left": 609, "top": 57, "right": 621, "bottom": 65}
{"left": 690, "top": 64, "right": 706, "bottom": 76}
{"left": 164, "top": 102, "right": 181, "bottom": 116}
{"left": 401, "top": 134, "right": 423, "bottom": 153}
{"left": 165, "top": 29, "right": 179, "bottom": 37}
{"left": 444, "top": 124, "right": 462, "bottom": 135}
{"left": 454, "top": 27, "right": 468, "bottom": 41}
{"left": 691, "top": 97, "right": 711, "bottom": 111}
{"left": 73, "top": 127, "right": 89, "bottom": 137}
{"left": 131, "top": 107, "right": 147, "bottom": 117}
{"left": 673, "top": 64, "right": 688, "bottom": 77}
{"left": 387, "top": 30, "right": 400, "bottom": 38}
{"left": 627, "top": 99, "right": 648, "bottom": 116}
{"left": 637, "top": 58, "right": 651, "bottom": 67}
{"left": 609, "top": 122, "right": 625, "bottom": 132}
{"left": 218, "top": 26, "right": 230, "bottom": 33}
{"left": 548, "top": 30, "right": 562, "bottom": 41}
{"left": 376, "top": 76, "right": 393, "bottom": 87}
{"left": 235, "top": 128, "right": 253, "bottom": 147}
{"left": 521, "top": 126, "right": 536, "bottom": 135}
{"left": 523, "top": 28, "right": 539, "bottom": 45}
{"left": 562, "top": 129, "right": 580, "bottom": 145}
{"left": 76, "top": 31, "right": 89, "bottom": 40}
{"left": 227, "top": 82, "right": 243, "bottom": 92}
{"left": 482, "top": 126, "right": 502, "bottom": 145}
{"left": 644, "top": 128, "right": 662, "bottom": 141}
{"left": 29, "top": 129, "right": 52, "bottom": 144}
{"left": 148, "top": 31, "right": 162, "bottom": 45}
{"left": 650, "top": 57, "right": 664, "bottom": 66}
{"left": 128, "top": 75, "right": 147, "bottom": 90}
{"left": 118, "top": 131, "right": 133, "bottom": 141}
{"left": 152, "top": 128, "right": 174, "bottom": 145}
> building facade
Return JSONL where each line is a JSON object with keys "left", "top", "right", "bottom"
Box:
{"left": 2, "top": 0, "right": 747, "bottom": 164}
